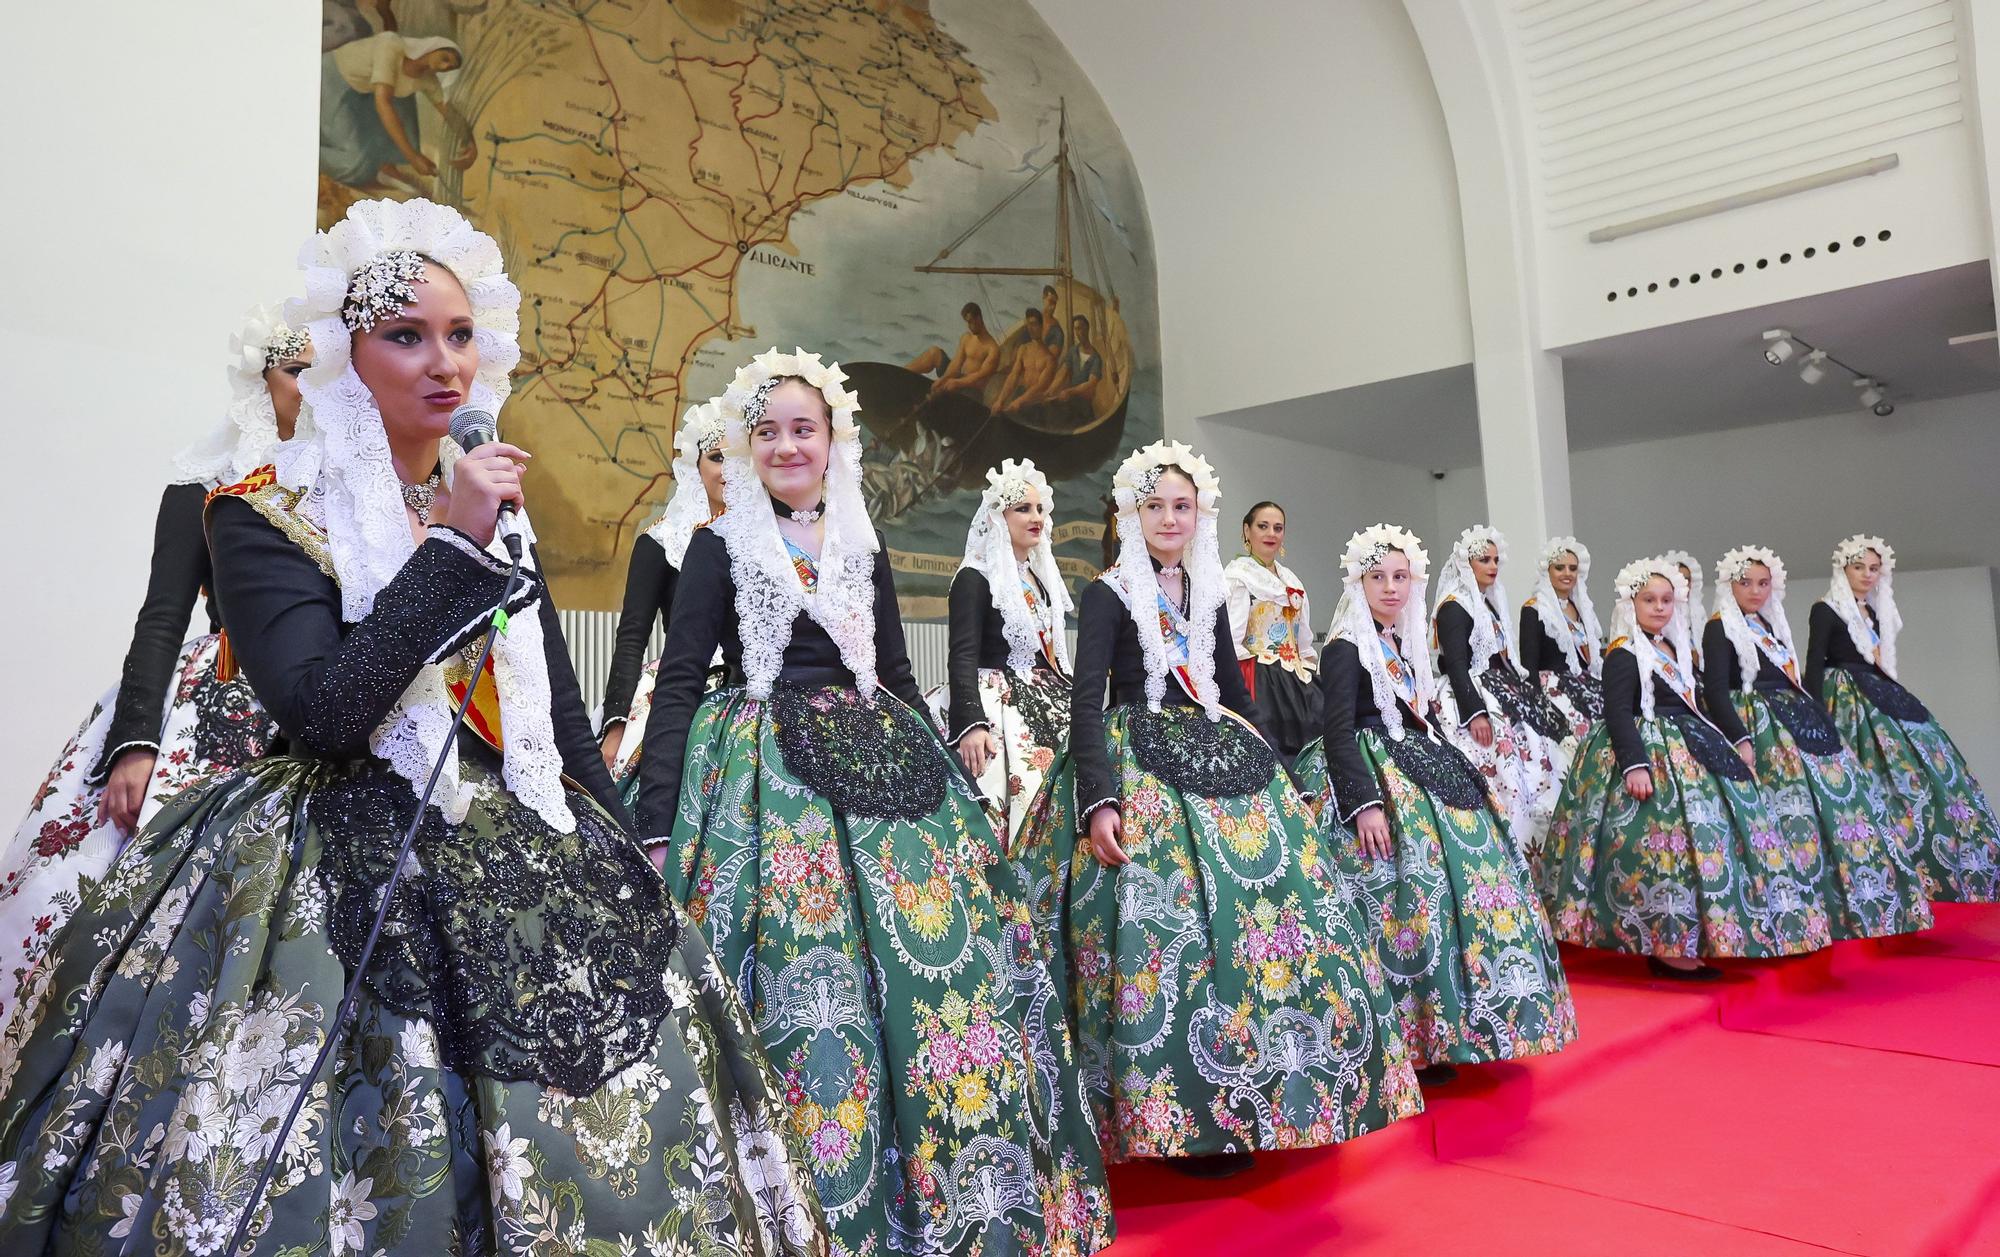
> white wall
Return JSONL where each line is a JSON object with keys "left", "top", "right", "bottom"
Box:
{"left": 1196, "top": 421, "right": 1442, "bottom": 631}
{"left": 1894, "top": 567, "right": 2000, "bottom": 788}
{"left": 0, "top": 3, "right": 320, "bottom": 806}
{"left": 1030, "top": 0, "right": 1474, "bottom": 426}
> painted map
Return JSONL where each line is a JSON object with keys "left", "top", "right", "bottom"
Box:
{"left": 320, "top": 0, "right": 1159, "bottom": 613}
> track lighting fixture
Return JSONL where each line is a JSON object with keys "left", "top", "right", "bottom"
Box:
{"left": 1798, "top": 350, "right": 1827, "bottom": 384}
{"left": 1762, "top": 329, "right": 1796, "bottom": 365}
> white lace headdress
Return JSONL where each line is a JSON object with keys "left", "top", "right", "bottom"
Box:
{"left": 644, "top": 400, "right": 728, "bottom": 566}
{"left": 1607, "top": 557, "right": 1691, "bottom": 720}
{"left": 1326, "top": 524, "right": 1433, "bottom": 740}
{"left": 1102, "top": 439, "right": 1225, "bottom": 718}
{"left": 706, "top": 347, "right": 877, "bottom": 700}
{"left": 1713, "top": 545, "right": 1797, "bottom": 691}
{"left": 172, "top": 303, "right": 312, "bottom": 487}
{"left": 958, "top": 458, "right": 1073, "bottom": 675}
{"left": 1660, "top": 549, "right": 1705, "bottom": 655}
{"left": 280, "top": 197, "right": 572, "bottom": 831}
{"left": 1826, "top": 534, "right": 1902, "bottom": 678}
{"left": 1432, "top": 524, "right": 1513, "bottom": 670}
{"left": 1529, "top": 535, "right": 1603, "bottom": 676}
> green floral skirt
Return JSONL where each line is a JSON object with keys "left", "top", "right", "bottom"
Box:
{"left": 1295, "top": 732, "right": 1578, "bottom": 1068}
{"left": 1730, "top": 689, "right": 1931, "bottom": 939}
{"left": 1825, "top": 667, "right": 2000, "bottom": 903}
{"left": 667, "top": 685, "right": 1113, "bottom": 1257}
{"left": 0, "top": 754, "right": 825, "bottom": 1257}
{"left": 1542, "top": 716, "right": 1833, "bottom": 958}
{"left": 1015, "top": 704, "right": 1423, "bottom": 1163}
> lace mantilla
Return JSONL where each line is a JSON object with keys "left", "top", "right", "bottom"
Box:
{"left": 1660, "top": 550, "right": 1705, "bottom": 656}
{"left": 645, "top": 400, "right": 728, "bottom": 565}
{"left": 1326, "top": 524, "right": 1433, "bottom": 741}
{"left": 1712, "top": 544, "right": 1801, "bottom": 693}
{"left": 1106, "top": 440, "right": 1225, "bottom": 717}
{"left": 708, "top": 348, "right": 881, "bottom": 699}
{"left": 1606, "top": 557, "right": 1691, "bottom": 722}
{"left": 172, "top": 303, "right": 307, "bottom": 487}
{"left": 1432, "top": 525, "right": 1513, "bottom": 672}
{"left": 1529, "top": 536, "right": 1603, "bottom": 677}
{"left": 1824, "top": 534, "right": 1902, "bottom": 679}
{"left": 282, "top": 197, "right": 573, "bottom": 831}
{"left": 958, "top": 458, "right": 1073, "bottom": 678}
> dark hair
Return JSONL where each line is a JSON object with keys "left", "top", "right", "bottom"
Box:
{"left": 961, "top": 301, "right": 982, "bottom": 320}
{"left": 1024, "top": 307, "right": 1043, "bottom": 326}
{"left": 1072, "top": 314, "right": 1091, "bottom": 335}
{"left": 1241, "top": 500, "right": 1284, "bottom": 529}
{"left": 1042, "top": 284, "right": 1057, "bottom": 300}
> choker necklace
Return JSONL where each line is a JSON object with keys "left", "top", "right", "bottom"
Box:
{"left": 401, "top": 470, "right": 442, "bottom": 525}
{"left": 774, "top": 498, "right": 824, "bottom": 525}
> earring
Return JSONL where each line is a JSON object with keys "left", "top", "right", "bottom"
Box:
{"left": 1279, "top": 544, "right": 1287, "bottom": 558}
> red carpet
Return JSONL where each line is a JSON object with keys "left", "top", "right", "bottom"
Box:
{"left": 1100, "top": 905, "right": 2000, "bottom": 1255}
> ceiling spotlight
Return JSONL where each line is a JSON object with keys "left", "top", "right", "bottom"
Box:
{"left": 1854, "top": 377, "right": 1886, "bottom": 410}
{"left": 1763, "top": 328, "right": 1797, "bottom": 365}
{"left": 1797, "top": 350, "right": 1827, "bottom": 384}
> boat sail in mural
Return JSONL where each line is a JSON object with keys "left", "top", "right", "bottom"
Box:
{"left": 850, "top": 104, "right": 1137, "bottom": 521}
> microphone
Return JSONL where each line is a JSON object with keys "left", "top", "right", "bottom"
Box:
{"left": 447, "top": 404, "right": 526, "bottom": 559}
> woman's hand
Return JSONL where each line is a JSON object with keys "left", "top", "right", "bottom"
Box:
{"left": 96, "top": 749, "right": 156, "bottom": 835}
{"left": 599, "top": 724, "right": 625, "bottom": 771}
{"left": 1088, "top": 805, "right": 1129, "bottom": 867}
{"left": 647, "top": 844, "right": 670, "bottom": 874}
{"left": 440, "top": 442, "right": 530, "bottom": 547}
{"left": 410, "top": 153, "right": 439, "bottom": 178}
{"left": 1736, "top": 742, "right": 1757, "bottom": 775}
{"left": 1624, "top": 766, "right": 1654, "bottom": 800}
{"left": 958, "top": 728, "right": 998, "bottom": 778}
{"left": 1468, "top": 714, "right": 1494, "bottom": 748}
{"left": 450, "top": 139, "right": 478, "bottom": 171}
{"left": 1355, "top": 804, "right": 1394, "bottom": 860}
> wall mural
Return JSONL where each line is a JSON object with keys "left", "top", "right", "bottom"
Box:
{"left": 320, "top": 0, "right": 1160, "bottom": 615}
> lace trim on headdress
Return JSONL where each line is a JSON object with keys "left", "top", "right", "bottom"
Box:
{"left": 706, "top": 347, "right": 878, "bottom": 699}
{"left": 645, "top": 400, "right": 728, "bottom": 567}
{"left": 1529, "top": 535, "right": 1603, "bottom": 677}
{"left": 1107, "top": 440, "right": 1225, "bottom": 717}
{"left": 283, "top": 197, "right": 573, "bottom": 831}
{"left": 1325, "top": 523, "right": 1432, "bottom": 740}
{"left": 1713, "top": 545, "right": 1799, "bottom": 692}
{"left": 1825, "top": 534, "right": 1901, "bottom": 678}
{"left": 1609, "top": 557, "right": 1691, "bottom": 722}
{"left": 1432, "top": 524, "right": 1513, "bottom": 673}
{"left": 958, "top": 457, "right": 1073, "bottom": 677}
{"left": 1660, "top": 549, "right": 1705, "bottom": 657}
{"left": 172, "top": 303, "right": 306, "bottom": 487}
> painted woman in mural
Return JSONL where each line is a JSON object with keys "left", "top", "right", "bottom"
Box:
{"left": 320, "top": 25, "right": 472, "bottom": 193}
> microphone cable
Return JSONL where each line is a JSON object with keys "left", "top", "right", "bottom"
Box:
{"left": 224, "top": 542, "right": 525, "bottom": 1255}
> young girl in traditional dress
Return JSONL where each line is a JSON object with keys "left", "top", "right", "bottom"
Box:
{"left": 1704, "top": 546, "right": 1931, "bottom": 938}
{"left": 1301, "top": 525, "right": 1576, "bottom": 1085}
{"left": 1224, "top": 500, "right": 1320, "bottom": 760}
{"left": 1519, "top": 536, "right": 1604, "bottom": 739}
{"left": 1544, "top": 557, "right": 1831, "bottom": 979}
{"left": 633, "top": 349, "right": 1113, "bottom": 1255}
{"left": 1806, "top": 535, "right": 2000, "bottom": 902}
{"left": 1017, "top": 443, "right": 1422, "bottom": 1179}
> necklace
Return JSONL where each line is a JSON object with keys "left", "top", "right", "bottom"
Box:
{"left": 773, "top": 498, "right": 823, "bottom": 525}
{"left": 401, "top": 471, "right": 442, "bottom": 525}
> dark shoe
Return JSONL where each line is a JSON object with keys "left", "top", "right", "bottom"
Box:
{"left": 1647, "top": 955, "right": 1722, "bottom": 982}
{"left": 1166, "top": 1151, "right": 1255, "bottom": 1179}
{"left": 1415, "top": 1063, "right": 1459, "bottom": 1086}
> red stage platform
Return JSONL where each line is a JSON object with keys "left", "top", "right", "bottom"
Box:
{"left": 1102, "top": 903, "right": 2000, "bottom": 1256}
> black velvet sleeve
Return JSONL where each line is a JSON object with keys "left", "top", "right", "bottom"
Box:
{"left": 1316, "top": 639, "right": 1385, "bottom": 820}
{"left": 872, "top": 549, "right": 930, "bottom": 720}
{"left": 601, "top": 534, "right": 674, "bottom": 729}
{"left": 92, "top": 483, "right": 213, "bottom": 781}
{"left": 1435, "top": 601, "right": 1486, "bottom": 724}
{"left": 1703, "top": 618, "right": 1738, "bottom": 711}
{"left": 1603, "top": 648, "right": 1648, "bottom": 775}
{"left": 1804, "top": 602, "right": 1835, "bottom": 703}
{"left": 1517, "top": 604, "right": 1544, "bottom": 674}
{"left": 634, "top": 529, "right": 732, "bottom": 839}
{"left": 945, "top": 567, "right": 992, "bottom": 743}
{"left": 532, "top": 562, "right": 626, "bottom": 824}
{"left": 206, "top": 496, "right": 541, "bottom": 761}
{"left": 1070, "top": 581, "right": 1124, "bottom": 817}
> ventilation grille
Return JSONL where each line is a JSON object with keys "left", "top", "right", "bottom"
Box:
{"left": 1512, "top": 0, "right": 1963, "bottom": 230}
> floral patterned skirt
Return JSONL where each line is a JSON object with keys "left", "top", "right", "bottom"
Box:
{"left": 1294, "top": 733, "right": 1578, "bottom": 1068}
{"left": 1432, "top": 669, "right": 1572, "bottom": 857}
{"left": 0, "top": 633, "right": 275, "bottom": 1031}
{"left": 1014, "top": 704, "right": 1423, "bottom": 1163}
{"left": 1542, "top": 716, "right": 1833, "bottom": 958}
{"left": 1730, "top": 689, "right": 1932, "bottom": 939}
{"left": 1537, "top": 669, "right": 1603, "bottom": 741}
{"left": 0, "top": 754, "right": 825, "bottom": 1257}
{"left": 964, "top": 666, "right": 1068, "bottom": 857}
{"left": 1825, "top": 667, "right": 2000, "bottom": 903}
{"left": 667, "top": 685, "right": 1113, "bottom": 1257}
